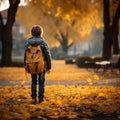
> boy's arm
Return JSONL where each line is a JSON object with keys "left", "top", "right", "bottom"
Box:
{"left": 24, "top": 42, "right": 29, "bottom": 66}
{"left": 41, "top": 41, "right": 52, "bottom": 71}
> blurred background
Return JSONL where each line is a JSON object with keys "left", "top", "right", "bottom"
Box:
{"left": 0, "top": 0, "right": 120, "bottom": 66}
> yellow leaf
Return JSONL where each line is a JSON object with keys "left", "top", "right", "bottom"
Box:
{"left": 21, "top": 79, "right": 26, "bottom": 85}
{"left": 93, "top": 75, "right": 99, "bottom": 80}
{"left": 89, "top": 82, "right": 93, "bottom": 86}
{"left": 56, "top": 100, "right": 62, "bottom": 106}
{"left": 98, "top": 92, "right": 105, "bottom": 97}
{"left": 87, "top": 78, "right": 92, "bottom": 83}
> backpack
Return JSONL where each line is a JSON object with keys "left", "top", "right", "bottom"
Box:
{"left": 25, "top": 44, "right": 45, "bottom": 74}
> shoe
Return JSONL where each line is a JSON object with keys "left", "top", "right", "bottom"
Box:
{"left": 31, "top": 98, "right": 37, "bottom": 104}
{"left": 38, "top": 98, "right": 44, "bottom": 103}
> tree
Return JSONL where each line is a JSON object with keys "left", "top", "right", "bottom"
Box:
{"left": 17, "top": 0, "right": 102, "bottom": 54}
{"left": 0, "top": 0, "right": 20, "bottom": 66}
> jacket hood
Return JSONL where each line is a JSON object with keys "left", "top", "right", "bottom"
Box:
{"left": 28, "top": 37, "right": 44, "bottom": 46}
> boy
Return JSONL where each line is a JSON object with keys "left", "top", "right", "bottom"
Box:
{"left": 24, "top": 25, "right": 51, "bottom": 104}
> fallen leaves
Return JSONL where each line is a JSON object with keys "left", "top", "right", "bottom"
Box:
{"left": 0, "top": 85, "right": 120, "bottom": 119}
{"left": 0, "top": 60, "right": 120, "bottom": 119}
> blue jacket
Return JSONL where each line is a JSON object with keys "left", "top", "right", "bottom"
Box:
{"left": 24, "top": 36, "right": 51, "bottom": 70}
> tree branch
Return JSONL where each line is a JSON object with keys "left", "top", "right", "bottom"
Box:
{"left": 6, "top": 0, "right": 20, "bottom": 27}
{"left": 111, "top": 1, "right": 120, "bottom": 32}
{"left": 54, "top": 33, "right": 62, "bottom": 43}
{"left": 68, "top": 42, "right": 74, "bottom": 48}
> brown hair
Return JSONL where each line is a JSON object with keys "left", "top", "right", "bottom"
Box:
{"left": 31, "top": 25, "right": 43, "bottom": 37}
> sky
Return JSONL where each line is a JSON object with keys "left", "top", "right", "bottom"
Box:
{"left": 0, "top": 0, "right": 9, "bottom": 11}
{"left": 0, "top": 0, "right": 27, "bottom": 11}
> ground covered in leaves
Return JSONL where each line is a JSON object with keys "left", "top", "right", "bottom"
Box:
{"left": 0, "top": 85, "right": 120, "bottom": 120}
{"left": 0, "top": 60, "right": 120, "bottom": 119}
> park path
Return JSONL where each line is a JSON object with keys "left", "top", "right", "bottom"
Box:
{"left": 0, "top": 60, "right": 120, "bottom": 87}
{"left": 0, "top": 78, "right": 120, "bottom": 87}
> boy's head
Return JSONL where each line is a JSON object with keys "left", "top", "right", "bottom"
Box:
{"left": 31, "top": 25, "right": 43, "bottom": 37}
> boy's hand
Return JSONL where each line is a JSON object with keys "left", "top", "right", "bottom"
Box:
{"left": 46, "top": 69, "right": 51, "bottom": 74}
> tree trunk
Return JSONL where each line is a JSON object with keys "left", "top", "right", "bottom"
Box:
{"left": 60, "top": 33, "right": 73, "bottom": 55}
{"left": 1, "top": 26, "right": 12, "bottom": 66}
{"left": 0, "top": 0, "right": 20, "bottom": 66}
{"left": 113, "top": 22, "right": 119, "bottom": 54}
{"left": 102, "top": 0, "right": 111, "bottom": 60}
{"left": 61, "top": 39, "right": 68, "bottom": 54}
{"left": 102, "top": 0, "right": 120, "bottom": 60}
{"left": 111, "top": 1, "right": 120, "bottom": 54}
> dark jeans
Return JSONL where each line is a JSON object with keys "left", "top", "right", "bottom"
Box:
{"left": 31, "top": 72, "right": 45, "bottom": 99}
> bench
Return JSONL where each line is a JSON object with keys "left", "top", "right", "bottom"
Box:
{"left": 95, "top": 54, "right": 120, "bottom": 73}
